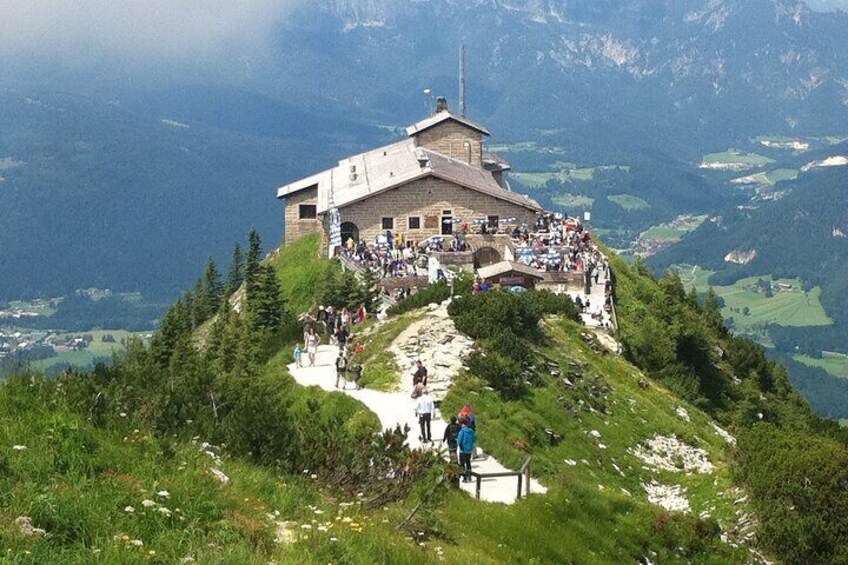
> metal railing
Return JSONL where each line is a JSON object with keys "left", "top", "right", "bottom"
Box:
{"left": 470, "top": 456, "right": 532, "bottom": 500}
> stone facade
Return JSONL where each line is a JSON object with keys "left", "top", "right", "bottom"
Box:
{"left": 284, "top": 186, "right": 321, "bottom": 244}
{"left": 338, "top": 176, "right": 536, "bottom": 246}
{"left": 414, "top": 121, "right": 483, "bottom": 167}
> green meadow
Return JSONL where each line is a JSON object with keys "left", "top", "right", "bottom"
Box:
{"left": 677, "top": 266, "right": 831, "bottom": 340}
{"left": 607, "top": 194, "right": 650, "bottom": 211}
{"left": 794, "top": 352, "right": 848, "bottom": 380}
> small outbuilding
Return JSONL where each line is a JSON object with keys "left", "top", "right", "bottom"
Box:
{"left": 477, "top": 261, "right": 544, "bottom": 289}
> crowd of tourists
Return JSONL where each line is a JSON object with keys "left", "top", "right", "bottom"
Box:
{"left": 295, "top": 305, "right": 370, "bottom": 390}
{"left": 511, "top": 212, "right": 604, "bottom": 275}
{"left": 341, "top": 235, "right": 428, "bottom": 279}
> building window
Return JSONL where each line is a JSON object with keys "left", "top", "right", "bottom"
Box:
{"left": 488, "top": 215, "right": 500, "bottom": 230}
{"left": 408, "top": 216, "right": 421, "bottom": 230}
{"left": 299, "top": 204, "right": 317, "bottom": 219}
{"left": 382, "top": 217, "right": 394, "bottom": 230}
{"left": 442, "top": 209, "right": 452, "bottom": 215}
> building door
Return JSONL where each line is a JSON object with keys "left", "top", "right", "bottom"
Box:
{"left": 340, "top": 222, "right": 359, "bottom": 244}
{"left": 441, "top": 211, "right": 453, "bottom": 235}
{"left": 474, "top": 247, "right": 501, "bottom": 268}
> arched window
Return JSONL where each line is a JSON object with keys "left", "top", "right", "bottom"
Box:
{"left": 340, "top": 222, "right": 359, "bottom": 244}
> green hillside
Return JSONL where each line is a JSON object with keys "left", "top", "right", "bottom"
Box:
{"left": 0, "top": 235, "right": 846, "bottom": 563}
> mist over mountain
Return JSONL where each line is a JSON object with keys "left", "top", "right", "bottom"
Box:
{"left": 3, "top": 0, "right": 848, "bottom": 302}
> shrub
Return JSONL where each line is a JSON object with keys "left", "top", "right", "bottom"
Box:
{"left": 386, "top": 282, "right": 451, "bottom": 317}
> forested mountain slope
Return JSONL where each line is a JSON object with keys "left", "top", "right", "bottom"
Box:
{"left": 0, "top": 235, "right": 845, "bottom": 563}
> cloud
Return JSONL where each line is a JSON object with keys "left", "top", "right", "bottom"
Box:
{"left": 805, "top": 0, "right": 848, "bottom": 12}
{"left": 0, "top": 1, "right": 300, "bottom": 60}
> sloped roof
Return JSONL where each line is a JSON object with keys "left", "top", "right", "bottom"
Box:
{"left": 276, "top": 138, "right": 542, "bottom": 214}
{"left": 477, "top": 261, "right": 545, "bottom": 281}
{"left": 405, "top": 111, "right": 490, "bottom": 137}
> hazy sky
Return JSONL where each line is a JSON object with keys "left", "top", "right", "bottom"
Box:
{"left": 0, "top": 1, "right": 300, "bottom": 61}
{"left": 806, "top": 0, "right": 848, "bottom": 11}
{"left": 0, "top": 0, "right": 845, "bottom": 63}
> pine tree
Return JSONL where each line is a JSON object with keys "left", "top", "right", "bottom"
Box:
{"left": 358, "top": 267, "right": 382, "bottom": 313}
{"left": 202, "top": 257, "right": 223, "bottom": 314}
{"left": 246, "top": 228, "right": 262, "bottom": 285}
{"left": 247, "top": 265, "right": 285, "bottom": 334}
{"left": 150, "top": 296, "right": 193, "bottom": 369}
{"left": 226, "top": 243, "right": 245, "bottom": 295}
{"left": 191, "top": 279, "right": 208, "bottom": 327}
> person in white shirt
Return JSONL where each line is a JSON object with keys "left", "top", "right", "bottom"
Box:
{"left": 415, "top": 390, "right": 435, "bottom": 443}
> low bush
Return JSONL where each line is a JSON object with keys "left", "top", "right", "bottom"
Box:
{"left": 386, "top": 282, "right": 451, "bottom": 317}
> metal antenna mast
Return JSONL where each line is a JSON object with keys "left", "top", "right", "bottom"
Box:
{"left": 459, "top": 44, "right": 466, "bottom": 116}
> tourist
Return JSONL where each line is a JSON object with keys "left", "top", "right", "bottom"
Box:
{"left": 293, "top": 343, "right": 303, "bottom": 368}
{"left": 341, "top": 308, "right": 351, "bottom": 331}
{"left": 459, "top": 404, "right": 476, "bottom": 430}
{"left": 305, "top": 327, "right": 320, "bottom": 366}
{"left": 356, "top": 303, "right": 366, "bottom": 324}
{"left": 415, "top": 389, "right": 435, "bottom": 443}
{"left": 335, "top": 324, "right": 349, "bottom": 354}
{"left": 457, "top": 418, "right": 476, "bottom": 482}
{"left": 412, "top": 360, "right": 428, "bottom": 387}
{"left": 335, "top": 351, "right": 348, "bottom": 389}
{"left": 443, "top": 416, "right": 461, "bottom": 464}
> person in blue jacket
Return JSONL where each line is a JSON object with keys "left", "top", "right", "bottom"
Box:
{"left": 457, "top": 418, "right": 476, "bottom": 483}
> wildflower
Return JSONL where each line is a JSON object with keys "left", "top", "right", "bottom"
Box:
{"left": 124, "top": 506, "right": 135, "bottom": 513}
{"left": 330, "top": 537, "right": 338, "bottom": 542}
{"left": 157, "top": 507, "right": 172, "bottom": 517}
{"left": 119, "top": 412, "right": 127, "bottom": 417}
{"left": 313, "top": 509, "right": 324, "bottom": 515}
{"left": 141, "top": 499, "right": 156, "bottom": 508}
{"left": 148, "top": 550, "right": 156, "bottom": 556}
{"left": 300, "top": 524, "right": 312, "bottom": 530}
{"left": 210, "top": 468, "right": 229, "bottom": 483}
{"left": 12, "top": 445, "right": 27, "bottom": 451}
{"left": 310, "top": 474, "right": 317, "bottom": 479}
{"left": 157, "top": 490, "right": 170, "bottom": 499}
{"left": 130, "top": 539, "right": 144, "bottom": 547}
{"left": 317, "top": 525, "right": 328, "bottom": 532}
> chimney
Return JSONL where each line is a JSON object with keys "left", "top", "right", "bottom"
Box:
{"left": 435, "top": 96, "right": 448, "bottom": 113}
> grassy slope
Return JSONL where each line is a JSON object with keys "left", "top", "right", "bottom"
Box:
{"left": 608, "top": 194, "right": 651, "bottom": 210}
{"left": 269, "top": 234, "right": 339, "bottom": 315}
{"left": 438, "top": 317, "right": 745, "bottom": 563}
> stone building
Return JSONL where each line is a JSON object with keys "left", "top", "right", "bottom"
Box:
{"left": 276, "top": 100, "right": 542, "bottom": 261}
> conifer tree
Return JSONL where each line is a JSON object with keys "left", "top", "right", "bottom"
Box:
{"left": 247, "top": 265, "right": 286, "bottom": 334}
{"left": 151, "top": 296, "right": 193, "bottom": 369}
{"left": 192, "top": 279, "right": 208, "bottom": 327}
{"left": 202, "top": 257, "right": 223, "bottom": 314}
{"left": 246, "top": 228, "right": 262, "bottom": 284}
{"left": 358, "top": 267, "right": 382, "bottom": 313}
{"left": 226, "top": 243, "right": 245, "bottom": 294}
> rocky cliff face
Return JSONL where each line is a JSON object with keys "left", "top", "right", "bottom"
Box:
{"left": 283, "top": 0, "right": 848, "bottom": 145}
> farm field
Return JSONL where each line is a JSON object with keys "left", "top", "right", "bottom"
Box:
{"left": 677, "top": 266, "right": 832, "bottom": 337}
{"left": 794, "top": 352, "right": 848, "bottom": 380}
{"left": 700, "top": 150, "right": 775, "bottom": 168}
{"left": 31, "top": 330, "right": 142, "bottom": 373}
{"left": 512, "top": 164, "right": 629, "bottom": 188}
{"left": 552, "top": 193, "right": 595, "bottom": 208}
{"left": 640, "top": 215, "right": 708, "bottom": 242}
{"left": 607, "top": 194, "right": 650, "bottom": 210}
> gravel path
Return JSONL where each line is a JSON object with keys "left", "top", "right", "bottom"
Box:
{"left": 288, "top": 340, "right": 546, "bottom": 504}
